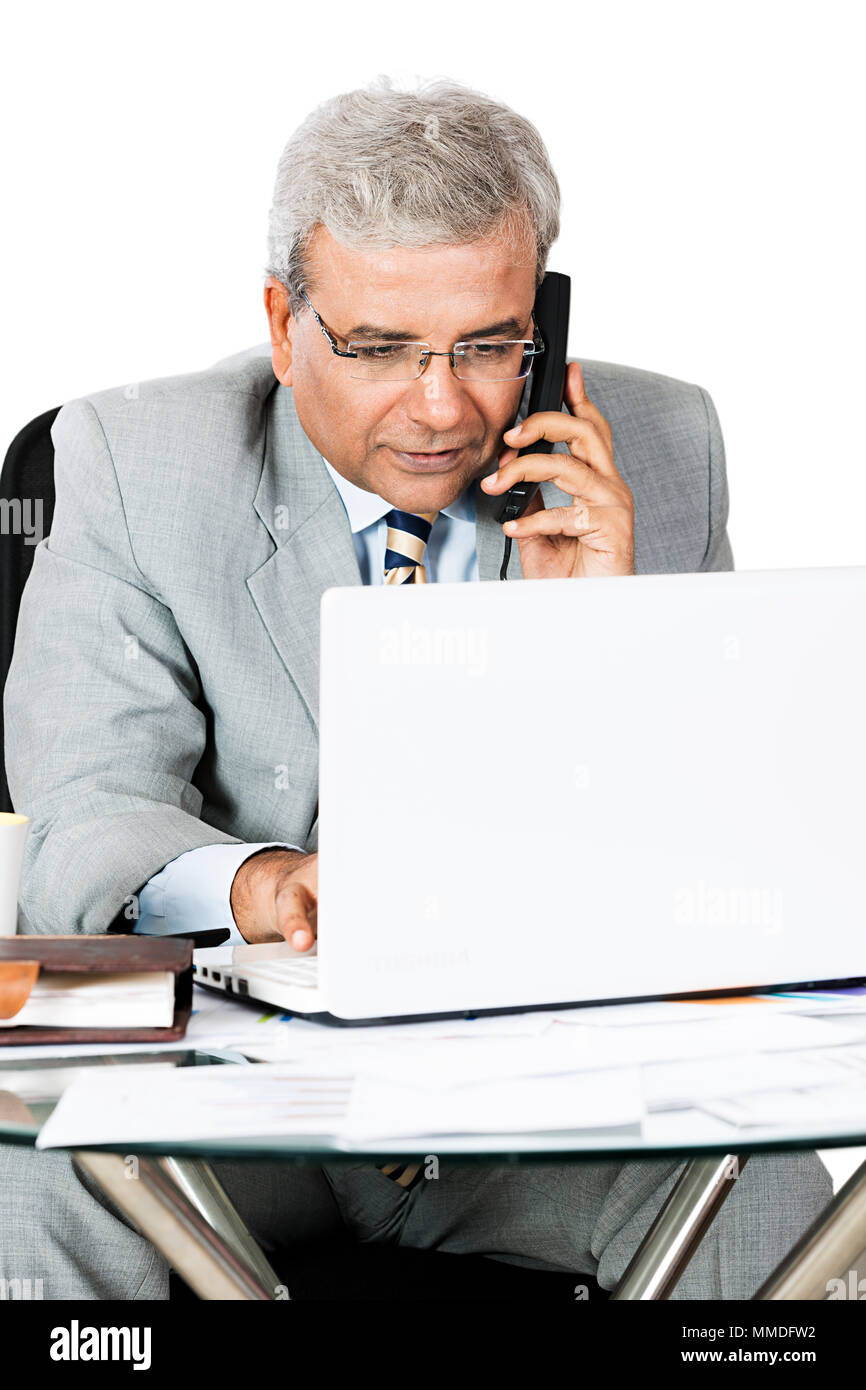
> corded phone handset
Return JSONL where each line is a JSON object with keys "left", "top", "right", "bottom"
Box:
{"left": 494, "top": 271, "right": 571, "bottom": 579}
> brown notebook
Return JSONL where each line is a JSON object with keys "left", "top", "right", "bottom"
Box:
{"left": 0, "top": 935, "right": 193, "bottom": 1044}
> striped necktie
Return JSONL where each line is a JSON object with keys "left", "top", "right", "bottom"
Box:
{"left": 378, "top": 506, "right": 438, "bottom": 1191}
{"left": 379, "top": 1158, "right": 424, "bottom": 1189}
{"left": 384, "top": 508, "right": 439, "bottom": 584}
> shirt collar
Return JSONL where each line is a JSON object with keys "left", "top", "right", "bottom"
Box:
{"left": 321, "top": 457, "right": 476, "bottom": 534}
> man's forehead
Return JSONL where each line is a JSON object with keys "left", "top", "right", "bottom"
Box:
{"left": 306, "top": 224, "right": 535, "bottom": 322}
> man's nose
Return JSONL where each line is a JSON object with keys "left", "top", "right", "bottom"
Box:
{"left": 403, "top": 353, "right": 469, "bottom": 430}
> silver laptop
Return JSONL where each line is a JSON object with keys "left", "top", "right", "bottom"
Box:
{"left": 194, "top": 565, "right": 866, "bottom": 1024}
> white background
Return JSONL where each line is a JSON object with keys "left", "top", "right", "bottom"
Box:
{"left": 3, "top": 1, "right": 864, "bottom": 1187}
{"left": 2, "top": 0, "right": 864, "bottom": 571}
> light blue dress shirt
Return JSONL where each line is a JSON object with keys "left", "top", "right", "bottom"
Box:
{"left": 134, "top": 457, "right": 479, "bottom": 943}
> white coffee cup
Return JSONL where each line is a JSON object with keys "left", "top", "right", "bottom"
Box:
{"left": 0, "top": 814, "right": 30, "bottom": 936}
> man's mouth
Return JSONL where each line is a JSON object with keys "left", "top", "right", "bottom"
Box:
{"left": 390, "top": 447, "right": 464, "bottom": 472}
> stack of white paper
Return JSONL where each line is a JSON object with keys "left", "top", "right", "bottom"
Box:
{"left": 19, "top": 988, "right": 866, "bottom": 1152}
{"left": 34, "top": 1059, "right": 645, "bottom": 1149}
{"left": 342, "top": 1068, "right": 644, "bottom": 1141}
{"left": 36, "top": 1062, "right": 355, "bottom": 1147}
{"left": 702, "top": 1086, "right": 866, "bottom": 1129}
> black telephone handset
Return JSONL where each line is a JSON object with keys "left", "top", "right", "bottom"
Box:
{"left": 495, "top": 271, "right": 571, "bottom": 579}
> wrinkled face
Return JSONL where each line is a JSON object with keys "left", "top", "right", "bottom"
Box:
{"left": 265, "top": 224, "right": 536, "bottom": 514}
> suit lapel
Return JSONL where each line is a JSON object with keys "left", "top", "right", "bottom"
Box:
{"left": 246, "top": 384, "right": 361, "bottom": 730}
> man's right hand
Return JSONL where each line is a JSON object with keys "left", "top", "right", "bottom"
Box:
{"left": 230, "top": 848, "right": 318, "bottom": 949}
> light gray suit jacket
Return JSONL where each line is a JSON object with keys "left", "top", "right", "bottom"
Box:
{"left": 4, "top": 343, "right": 733, "bottom": 936}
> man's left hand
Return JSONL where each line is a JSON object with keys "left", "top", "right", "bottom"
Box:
{"left": 480, "top": 361, "right": 635, "bottom": 579}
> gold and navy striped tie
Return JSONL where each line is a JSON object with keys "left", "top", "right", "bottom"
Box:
{"left": 379, "top": 1159, "right": 424, "bottom": 1189}
{"left": 383, "top": 508, "right": 439, "bottom": 585}
{"left": 378, "top": 507, "right": 439, "bottom": 1191}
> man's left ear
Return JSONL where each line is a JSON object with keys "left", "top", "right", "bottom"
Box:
{"left": 264, "top": 276, "right": 294, "bottom": 387}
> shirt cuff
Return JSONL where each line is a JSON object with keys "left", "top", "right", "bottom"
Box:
{"left": 134, "top": 842, "right": 305, "bottom": 945}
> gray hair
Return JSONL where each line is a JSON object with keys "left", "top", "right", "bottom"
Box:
{"left": 266, "top": 75, "right": 561, "bottom": 315}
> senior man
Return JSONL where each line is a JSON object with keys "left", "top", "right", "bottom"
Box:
{"left": 2, "top": 77, "right": 831, "bottom": 1299}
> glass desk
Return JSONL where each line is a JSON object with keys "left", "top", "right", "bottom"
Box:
{"left": 1, "top": 1046, "right": 865, "bottom": 1300}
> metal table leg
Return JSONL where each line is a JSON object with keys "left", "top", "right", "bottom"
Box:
{"left": 752, "top": 1156, "right": 866, "bottom": 1300}
{"left": 158, "top": 1156, "right": 285, "bottom": 1297}
{"left": 609, "top": 1153, "right": 749, "bottom": 1300}
{"left": 73, "top": 1151, "right": 284, "bottom": 1300}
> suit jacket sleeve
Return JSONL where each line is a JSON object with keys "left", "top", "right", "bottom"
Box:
{"left": 3, "top": 398, "right": 245, "bottom": 935}
{"left": 697, "top": 385, "right": 734, "bottom": 572}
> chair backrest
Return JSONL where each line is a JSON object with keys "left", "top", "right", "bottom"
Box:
{"left": 0, "top": 407, "right": 61, "bottom": 811}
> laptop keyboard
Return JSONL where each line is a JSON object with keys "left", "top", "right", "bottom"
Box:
{"left": 241, "top": 958, "right": 319, "bottom": 989}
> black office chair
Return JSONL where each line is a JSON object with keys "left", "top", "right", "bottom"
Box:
{"left": 0, "top": 407, "right": 61, "bottom": 813}
{"left": 0, "top": 406, "right": 608, "bottom": 1301}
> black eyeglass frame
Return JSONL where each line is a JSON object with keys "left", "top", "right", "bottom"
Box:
{"left": 298, "top": 289, "right": 545, "bottom": 381}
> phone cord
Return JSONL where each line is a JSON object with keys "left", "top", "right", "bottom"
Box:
{"left": 499, "top": 535, "right": 512, "bottom": 581}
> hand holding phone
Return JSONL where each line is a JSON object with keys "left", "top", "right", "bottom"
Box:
{"left": 483, "top": 274, "right": 635, "bottom": 581}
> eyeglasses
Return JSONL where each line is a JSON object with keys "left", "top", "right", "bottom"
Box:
{"left": 299, "top": 290, "right": 544, "bottom": 382}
